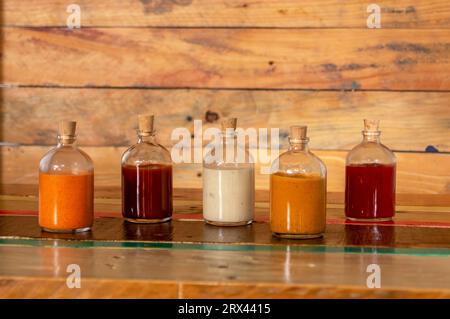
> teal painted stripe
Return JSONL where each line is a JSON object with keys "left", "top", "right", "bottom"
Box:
{"left": 0, "top": 238, "right": 449, "bottom": 257}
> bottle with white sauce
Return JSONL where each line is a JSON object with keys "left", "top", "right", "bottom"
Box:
{"left": 203, "top": 118, "right": 255, "bottom": 226}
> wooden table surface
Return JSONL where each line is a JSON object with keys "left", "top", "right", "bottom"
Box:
{"left": 1, "top": 189, "right": 450, "bottom": 299}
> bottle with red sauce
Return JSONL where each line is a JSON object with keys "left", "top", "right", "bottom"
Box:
{"left": 345, "top": 119, "right": 396, "bottom": 221}
{"left": 121, "top": 114, "right": 173, "bottom": 223}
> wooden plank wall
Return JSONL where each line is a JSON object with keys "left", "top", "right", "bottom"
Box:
{"left": 0, "top": 1, "right": 449, "bottom": 202}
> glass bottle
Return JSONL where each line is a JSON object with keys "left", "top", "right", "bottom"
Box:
{"left": 121, "top": 114, "right": 173, "bottom": 223}
{"left": 270, "top": 126, "right": 327, "bottom": 239}
{"left": 203, "top": 118, "right": 255, "bottom": 226}
{"left": 345, "top": 119, "right": 396, "bottom": 221}
{"left": 39, "top": 121, "right": 94, "bottom": 233}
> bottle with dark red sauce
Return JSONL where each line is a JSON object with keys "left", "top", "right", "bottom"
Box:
{"left": 121, "top": 114, "right": 173, "bottom": 223}
{"left": 345, "top": 119, "right": 396, "bottom": 221}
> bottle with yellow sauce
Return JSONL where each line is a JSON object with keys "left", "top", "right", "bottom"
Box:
{"left": 270, "top": 126, "right": 327, "bottom": 239}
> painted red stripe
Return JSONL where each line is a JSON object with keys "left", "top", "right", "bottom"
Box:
{"left": 1, "top": 209, "right": 449, "bottom": 228}
{"left": 327, "top": 218, "right": 450, "bottom": 228}
{"left": 0, "top": 210, "right": 38, "bottom": 216}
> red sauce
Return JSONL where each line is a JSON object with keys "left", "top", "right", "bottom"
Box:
{"left": 122, "top": 163, "right": 173, "bottom": 221}
{"left": 345, "top": 163, "right": 396, "bottom": 220}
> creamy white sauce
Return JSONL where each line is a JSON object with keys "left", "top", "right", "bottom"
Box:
{"left": 203, "top": 166, "right": 255, "bottom": 224}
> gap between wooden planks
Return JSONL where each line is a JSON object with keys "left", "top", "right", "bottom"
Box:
{"left": 2, "top": 0, "right": 450, "bottom": 28}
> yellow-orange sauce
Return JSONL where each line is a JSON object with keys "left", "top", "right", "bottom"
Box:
{"left": 39, "top": 172, "right": 94, "bottom": 232}
{"left": 270, "top": 172, "right": 326, "bottom": 238}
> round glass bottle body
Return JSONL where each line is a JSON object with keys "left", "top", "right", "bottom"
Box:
{"left": 121, "top": 132, "right": 173, "bottom": 223}
{"left": 345, "top": 130, "right": 396, "bottom": 221}
{"left": 270, "top": 138, "right": 327, "bottom": 239}
{"left": 39, "top": 135, "right": 94, "bottom": 233}
{"left": 202, "top": 131, "right": 255, "bottom": 226}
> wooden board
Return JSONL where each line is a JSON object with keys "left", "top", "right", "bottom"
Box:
{"left": 1, "top": 245, "right": 449, "bottom": 298}
{"left": 1, "top": 215, "right": 450, "bottom": 249}
{"left": 2, "top": 28, "right": 450, "bottom": 90}
{"left": 2, "top": 146, "right": 449, "bottom": 195}
{"left": 3, "top": 186, "right": 450, "bottom": 207}
{"left": 0, "top": 192, "right": 449, "bottom": 299}
{"left": 2, "top": 0, "right": 450, "bottom": 28}
{"left": 0, "top": 276, "right": 179, "bottom": 298}
{"left": 2, "top": 88, "right": 449, "bottom": 152}
{"left": 2, "top": 276, "right": 449, "bottom": 299}
{"left": 2, "top": 190, "right": 450, "bottom": 217}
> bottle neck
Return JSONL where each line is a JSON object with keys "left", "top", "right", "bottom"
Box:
{"left": 57, "top": 135, "right": 77, "bottom": 147}
{"left": 138, "top": 132, "right": 156, "bottom": 144}
{"left": 217, "top": 130, "right": 251, "bottom": 164}
{"left": 289, "top": 138, "right": 309, "bottom": 152}
{"left": 221, "top": 131, "right": 237, "bottom": 145}
{"left": 362, "top": 131, "right": 381, "bottom": 143}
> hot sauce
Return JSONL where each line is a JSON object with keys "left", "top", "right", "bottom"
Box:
{"left": 269, "top": 126, "right": 327, "bottom": 239}
{"left": 122, "top": 163, "right": 173, "bottom": 221}
{"left": 121, "top": 114, "right": 173, "bottom": 223}
{"left": 345, "top": 163, "right": 396, "bottom": 220}
{"left": 39, "top": 172, "right": 94, "bottom": 232}
{"left": 345, "top": 120, "right": 396, "bottom": 221}
{"left": 38, "top": 121, "right": 94, "bottom": 233}
{"left": 270, "top": 173, "right": 326, "bottom": 237}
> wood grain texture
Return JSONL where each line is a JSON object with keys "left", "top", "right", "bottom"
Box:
{"left": 2, "top": 0, "right": 450, "bottom": 28}
{"left": 2, "top": 28, "right": 450, "bottom": 90}
{"left": 2, "top": 88, "right": 449, "bottom": 152}
{"left": 0, "top": 277, "right": 178, "bottom": 298}
{"left": 1, "top": 277, "right": 449, "bottom": 299}
{"left": 180, "top": 283, "right": 450, "bottom": 299}
{"left": 3, "top": 186, "right": 450, "bottom": 207}
{"left": 0, "top": 245, "right": 449, "bottom": 298}
{"left": 1, "top": 146, "right": 449, "bottom": 195}
{"left": 2, "top": 191, "right": 450, "bottom": 218}
{"left": 1, "top": 215, "right": 450, "bottom": 248}
{"left": 1, "top": 195, "right": 449, "bottom": 298}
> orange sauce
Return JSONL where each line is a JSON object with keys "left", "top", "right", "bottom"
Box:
{"left": 270, "top": 172, "right": 326, "bottom": 237}
{"left": 39, "top": 172, "right": 94, "bottom": 232}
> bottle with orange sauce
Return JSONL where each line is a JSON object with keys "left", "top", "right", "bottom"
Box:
{"left": 270, "top": 126, "right": 327, "bottom": 239}
{"left": 39, "top": 121, "right": 94, "bottom": 233}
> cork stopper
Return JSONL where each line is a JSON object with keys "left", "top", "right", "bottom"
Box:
{"left": 138, "top": 114, "right": 154, "bottom": 135}
{"left": 289, "top": 125, "right": 308, "bottom": 142}
{"left": 221, "top": 118, "right": 237, "bottom": 131}
{"left": 364, "top": 119, "right": 380, "bottom": 132}
{"left": 58, "top": 120, "right": 77, "bottom": 138}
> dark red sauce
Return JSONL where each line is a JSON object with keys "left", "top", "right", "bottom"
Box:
{"left": 122, "top": 163, "right": 173, "bottom": 221}
{"left": 345, "top": 163, "right": 396, "bottom": 220}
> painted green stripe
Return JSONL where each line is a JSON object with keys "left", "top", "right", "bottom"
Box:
{"left": 0, "top": 238, "right": 449, "bottom": 257}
